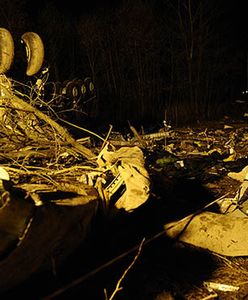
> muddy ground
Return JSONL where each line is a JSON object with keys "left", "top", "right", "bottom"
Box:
{"left": 3, "top": 115, "right": 248, "bottom": 300}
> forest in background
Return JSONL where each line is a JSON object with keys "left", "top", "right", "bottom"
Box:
{"left": 0, "top": 0, "right": 247, "bottom": 129}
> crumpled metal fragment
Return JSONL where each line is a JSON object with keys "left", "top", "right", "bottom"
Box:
{"left": 97, "top": 145, "right": 150, "bottom": 212}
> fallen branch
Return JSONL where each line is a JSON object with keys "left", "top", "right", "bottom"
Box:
{"left": 104, "top": 238, "right": 145, "bottom": 300}
{"left": 1, "top": 87, "right": 95, "bottom": 160}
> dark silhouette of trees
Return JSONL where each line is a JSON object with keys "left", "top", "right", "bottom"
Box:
{"left": 0, "top": 0, "right": 245, "bottom": 128}
{"left": 0, "top": 0, "right": 29, "bottom": 79}
{"left": 0, "top": 0, "right": 27, "bottom": 32}
{"left": 76, "top": 0, "right": 162, "bottom": 126}
{"left": 36, "top": 2, "right": 77, "bottom": 81}
{"left": 74, "top": 0, "right": 243, "bottom": 127}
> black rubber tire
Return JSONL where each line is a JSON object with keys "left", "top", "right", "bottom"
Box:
{"left": 21, "top": 32, "right": 44, "bottom": 76}
{"left": 84, "top": 77, "right": 96, "bottom": 98}
{"left": 65, "top": 80, "right": 80, "bottom": 100}
{"left": 47, "top": 81, "right": 63, "bottom": 106}
{"left": 75, "top": 79, "right": 87, "bottom": 100}
{"left": 61, "top": 80, "right": 69, "bottom": 96}
{"left": 0, "top": 28, "right": 14, "bottom": 74}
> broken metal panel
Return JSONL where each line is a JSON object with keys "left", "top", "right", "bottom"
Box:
{"left": 164, "top": 211, "right": 248, "bottom": 257}
{"left": 97, "top": 145, "right": 150, "bottom": 212}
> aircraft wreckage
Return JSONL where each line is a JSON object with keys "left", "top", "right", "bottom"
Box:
{"left": 1, "top": 27, "right": 248, "bottom": 293}
{"left": 0, "top": 28, "right": 150, "bottom": 291}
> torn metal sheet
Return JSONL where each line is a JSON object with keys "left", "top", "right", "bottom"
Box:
{"left": 97, "top": 145, "right": 150, "bottom": 212}
{"left": 204, "top": 281, "right": 240, "bottom": 292}
{"left": 227, "top": 165, "right": 248, "bottom": 205}
{"left": 228, "top": 165, "right": 248, "bottom": 182}
{"left": 164, "top": 211, "right": 248, "bottom": 256}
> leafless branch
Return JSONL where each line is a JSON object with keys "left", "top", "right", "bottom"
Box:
{"left": 104, "top": 237, "right": 145, "bottom": 300}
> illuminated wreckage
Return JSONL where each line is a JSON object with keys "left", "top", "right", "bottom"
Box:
{"left": 0, "top": 28, "right": 150, "bottom": 291}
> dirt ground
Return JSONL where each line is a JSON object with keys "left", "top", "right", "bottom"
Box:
{"left": 3, "top": 116, "right": 248, "bottom": 300}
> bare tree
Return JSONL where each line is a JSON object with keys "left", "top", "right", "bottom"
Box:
{"left": 76, "top": 0, "right": 162, "bottom": 125}
{"left": 158, "top": 0, "right": 236, "bottom": 125}
{"left": 0, "top": 0, "right": 27, "bottom": 32}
